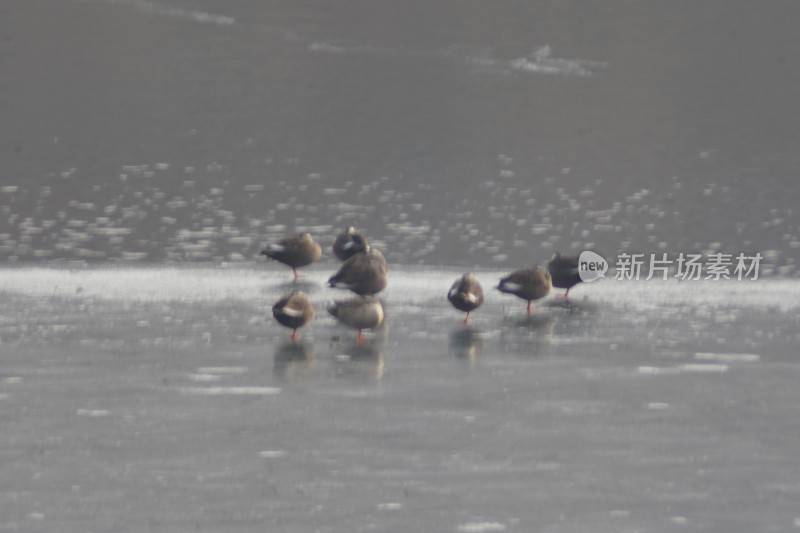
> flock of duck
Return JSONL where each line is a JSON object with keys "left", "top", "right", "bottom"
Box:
{"left": 261, "top": 228, "right": 583, "bottom": 344}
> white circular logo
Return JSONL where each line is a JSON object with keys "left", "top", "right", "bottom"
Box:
{"left": 578, "top": 251, "right": 608, "bottom": 282}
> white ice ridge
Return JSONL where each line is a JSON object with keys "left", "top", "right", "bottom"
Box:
{"left": 77, "top": 409, "right": 111, "bottom": 417}
{"left": 308, "top": 40, "right": 606, "bottom": 78}
{"left": 588, "top": 277, "right": 800, "bottom": 313}
{"left": 87, "top": 0, "right": 235, "bottom": 26}
{"left": 638, "top": 364, "right": 730, "bottom": 375}
{"left": 258, "top": 450, "right": 288, "bottom": 458}
{"left": 695, "top": 352, "right": 761, "bottom": 362}
{"left": 0, "top": 266, "right": 798, "bottom": 311}
{"left": 508, "top": 45, "right": 607, "bottom": 77}
{"left": 178, "top": 387, "right": 281, "bottom": 396}
{"left": 462, "top": 45, "right": 607, "bottom": 77}
{"left": 457, "top": 523, "right": 507, "bottom": 533}
{"left": 0, "top": 266, "right": 270, "bottom": 303}
{"left": 382, "top": 269, "right": 800, "bottom": 312}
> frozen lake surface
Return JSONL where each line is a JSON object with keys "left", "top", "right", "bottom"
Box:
{"left": 3, "top": 1, "right": 800, "bottom": 529}
{"left": 1, "top": 265, "right": 799, "bottom": 532}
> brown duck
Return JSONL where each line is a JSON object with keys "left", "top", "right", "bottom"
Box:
{"left": 260, "top": 233, "right": 322, "bottom": 280}
{"left": 272, "top": 291, "right": 315, "bottom": 341}
{"left": 332, "top": 227, "right": 369, "bottom": 261}
{"left": 327, "top": 296, "right": 385, "bottom": 345}
{"left": 547, "top": 253, "right": 582, "bottom": 300}
{"left": 447, "top": 273, "right": 485, "bottom": 324}
{"left": 497, "top": 265, "right": 552, "bottom": 315}
{"left": 328, "top": 242, "right": 388, "bottom": 296}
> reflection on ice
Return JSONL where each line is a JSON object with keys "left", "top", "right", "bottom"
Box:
{"left": 544, "top": 297, "right": 600, "bottom": 315}
{"left": 505, "top": 313, "right": 554, "bottom": 333}
{"left": 494, "top": 312, "right": 554, "bottom": 359}
{"left": 1, "top": 266, "right": 798, "bottom": 362}
{"left": 332, "top": 342, "right": 384, "bottom": 382}
{"left": 1, "top": 264, "right": 799, "bottom": 533}
{"left": 273, "top": 342, "right": 315, "bottom": 381}
{"left": 273, "top": 278, "right": 323, "bottom": 295}
{"left": 449, "top": 327, "right": 484, "bottom": 363}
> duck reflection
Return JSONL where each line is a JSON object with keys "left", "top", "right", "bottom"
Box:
{"left": 544, "top": 298, "right": 599, "bottom": 314}
{"left": 505, "top": 312, "right": 555, "bottom": 333}
{"left": 273, "top": 341, "right": 315, "bottom": 381}
{"left": 449, "top": 327, "right": 485, "bottom": 364}
{"left": 500, "top": 313, "right": 554, "bottom": 357}
{"left": 332, "top": 342, "right": 385, "bottom": 382}
{"left": 275, "top": 278, "right": 321, "bottom": 295}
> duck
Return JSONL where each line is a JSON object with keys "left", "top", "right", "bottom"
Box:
{"left": 260, "top": 233, "right": 322, "bottom": 280}
{"left": 497, "top": 265, "right": 552, "bottom": 315}
{"left": 547, "top": 253, "right": 582, "bottom": 299}
{"left": 272, "top": 291, "right": 315, "bottom": 341}
{"left": 327, "top": 296, "right": 385, "bottom": 345}
{"left": 332, "top": 226, "right": 369, "bottom": 261}
{"left": 447, "top": 273, "right": 484, "bottom": 323}
{"left": 328, "top": 241, "right": 388, "bottom": 296}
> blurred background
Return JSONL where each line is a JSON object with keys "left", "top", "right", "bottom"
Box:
{"left": 2, "top": 0, "right": 799, "bottom": 273}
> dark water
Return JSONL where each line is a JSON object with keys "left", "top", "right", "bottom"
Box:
{"left": 2, "top": 0, "right": 800, "bottom": 272}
